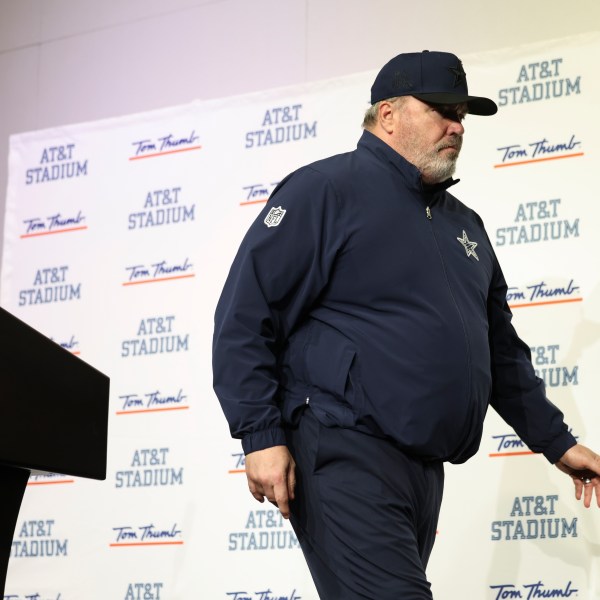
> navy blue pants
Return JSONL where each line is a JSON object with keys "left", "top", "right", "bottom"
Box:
{"left": 286, "top": 408, "right": 444, "bottom": 599}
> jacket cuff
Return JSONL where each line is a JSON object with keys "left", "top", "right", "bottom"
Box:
{"left": 542, "top": 429, "right": 577, "bottom": 464}
{"left": 242, "top": 427, "right": 287, "bottom": 455}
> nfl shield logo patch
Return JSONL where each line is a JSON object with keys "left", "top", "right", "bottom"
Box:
{"left": 264, "top": 206, "right": 286, "bottom": 227}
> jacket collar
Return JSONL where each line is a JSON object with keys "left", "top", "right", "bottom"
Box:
{"left": 357, "top": 129, "right": 459, "bottom": 194}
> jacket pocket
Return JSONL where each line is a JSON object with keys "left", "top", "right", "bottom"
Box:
{"left": 304, "top": 325, "right": 355, "bottom": 397}
{"left": 302, "top": 324, "right": 362, "bottom": 427}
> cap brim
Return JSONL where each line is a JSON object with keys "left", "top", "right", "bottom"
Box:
{"left": 412, "top": 92, "right": 498, "bottom": 116}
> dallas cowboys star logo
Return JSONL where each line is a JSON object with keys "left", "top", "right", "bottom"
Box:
{"left": 457, "top": 230, "right": 479, "bottom": 261}
{"left": 448, "top": 61, "right": 466, "bottom": 87}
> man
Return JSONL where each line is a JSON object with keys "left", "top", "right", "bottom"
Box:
{"left": 213, "top": 51, "right": 600, "bottom": 599}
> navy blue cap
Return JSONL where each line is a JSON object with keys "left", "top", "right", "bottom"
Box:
{"left": 370, "top": 50, "right": 497, "bottom": 116}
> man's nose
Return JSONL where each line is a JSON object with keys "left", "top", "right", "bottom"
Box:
{"left": 447, "top": 120, "right": 465, "bottom": 136}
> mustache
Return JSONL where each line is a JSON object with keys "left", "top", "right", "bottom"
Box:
{"left": 436, "top": 136, "right": 463, "bottom": 152}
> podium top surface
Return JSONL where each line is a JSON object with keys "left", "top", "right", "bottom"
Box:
{"left": 0, "top": 307, "right": 109, "bottom": 480}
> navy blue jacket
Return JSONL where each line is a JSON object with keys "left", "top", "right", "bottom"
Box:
{"left": 213, "top": 130, "right": 576, "bottom": 464}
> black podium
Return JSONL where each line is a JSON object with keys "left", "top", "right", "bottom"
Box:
{"left": 0, "top": 307, "right": 109, "bottom": 595}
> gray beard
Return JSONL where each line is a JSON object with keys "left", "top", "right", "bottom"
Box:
{"left": 420, "top": 154, "right": 459, "bottom": 184}
{"left": 416, "top": 138, "right": 462, "bottom": 184}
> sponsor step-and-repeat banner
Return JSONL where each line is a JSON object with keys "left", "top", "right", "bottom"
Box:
{"left": 1, "top": 33, "right": 599, "bottom": 599}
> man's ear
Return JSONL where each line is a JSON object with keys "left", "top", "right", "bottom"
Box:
{"left": 378, "top": 100, "right": 396, "bottom": 134}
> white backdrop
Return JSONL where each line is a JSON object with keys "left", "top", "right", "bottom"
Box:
{"left": 2, "top": 33, "right": 599, "bottom": 600}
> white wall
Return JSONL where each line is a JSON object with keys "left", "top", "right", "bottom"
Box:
{"left": 0, "top": 0, "right": 599, "bottom": 269}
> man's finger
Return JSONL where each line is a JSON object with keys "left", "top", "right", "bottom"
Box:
{"left": 273, "top": 479, "right": 290, "bottom": 519}
{"left": 287, "top": 465, "right": 296, "bottom": 501}
{"left": 572, "top": 475, "right": 583, "bottom": 501}
{"left": 584, "top": 477, "right": 600, "bottom": 509}
{"left": 583, "top": 480, "right": 594, "bottom": 508}
{"left": 247, "top": 477, "right": 266, "bottom": 504}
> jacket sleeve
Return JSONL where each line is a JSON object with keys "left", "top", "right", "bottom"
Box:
{"left": 212, "top": 167, "right": 345, "bottom": 454}
{"left": 487, "top": 251, "right": 577, "bottom": 464}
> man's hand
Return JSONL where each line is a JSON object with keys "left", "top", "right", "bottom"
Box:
{"left": 245, "top": 445, "right": 296, "bottom": 519}
{"left": 555, "top": 443, "right": 600, "bottom": 508}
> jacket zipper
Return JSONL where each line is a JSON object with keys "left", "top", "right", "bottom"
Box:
{"left": 425, "top": 205, "right": 474, "bottom": 454}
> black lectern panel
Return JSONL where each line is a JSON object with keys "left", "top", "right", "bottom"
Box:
{"left": 0, "top": 306, "right": 109, "bottom": 596}
{"left": 0, "top": 306, "right": 109, "bottom": 479}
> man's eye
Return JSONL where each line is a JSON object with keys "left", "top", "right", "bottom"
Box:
{"left": 438, "top": 108, "right": 465, "bottom": 123}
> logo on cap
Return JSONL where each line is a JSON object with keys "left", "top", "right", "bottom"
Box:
{"left": 392, "top": 70, "right": 413, "bottom": 92}
{"left": 449, "top": 62, "right": 466, "bottom": 87}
